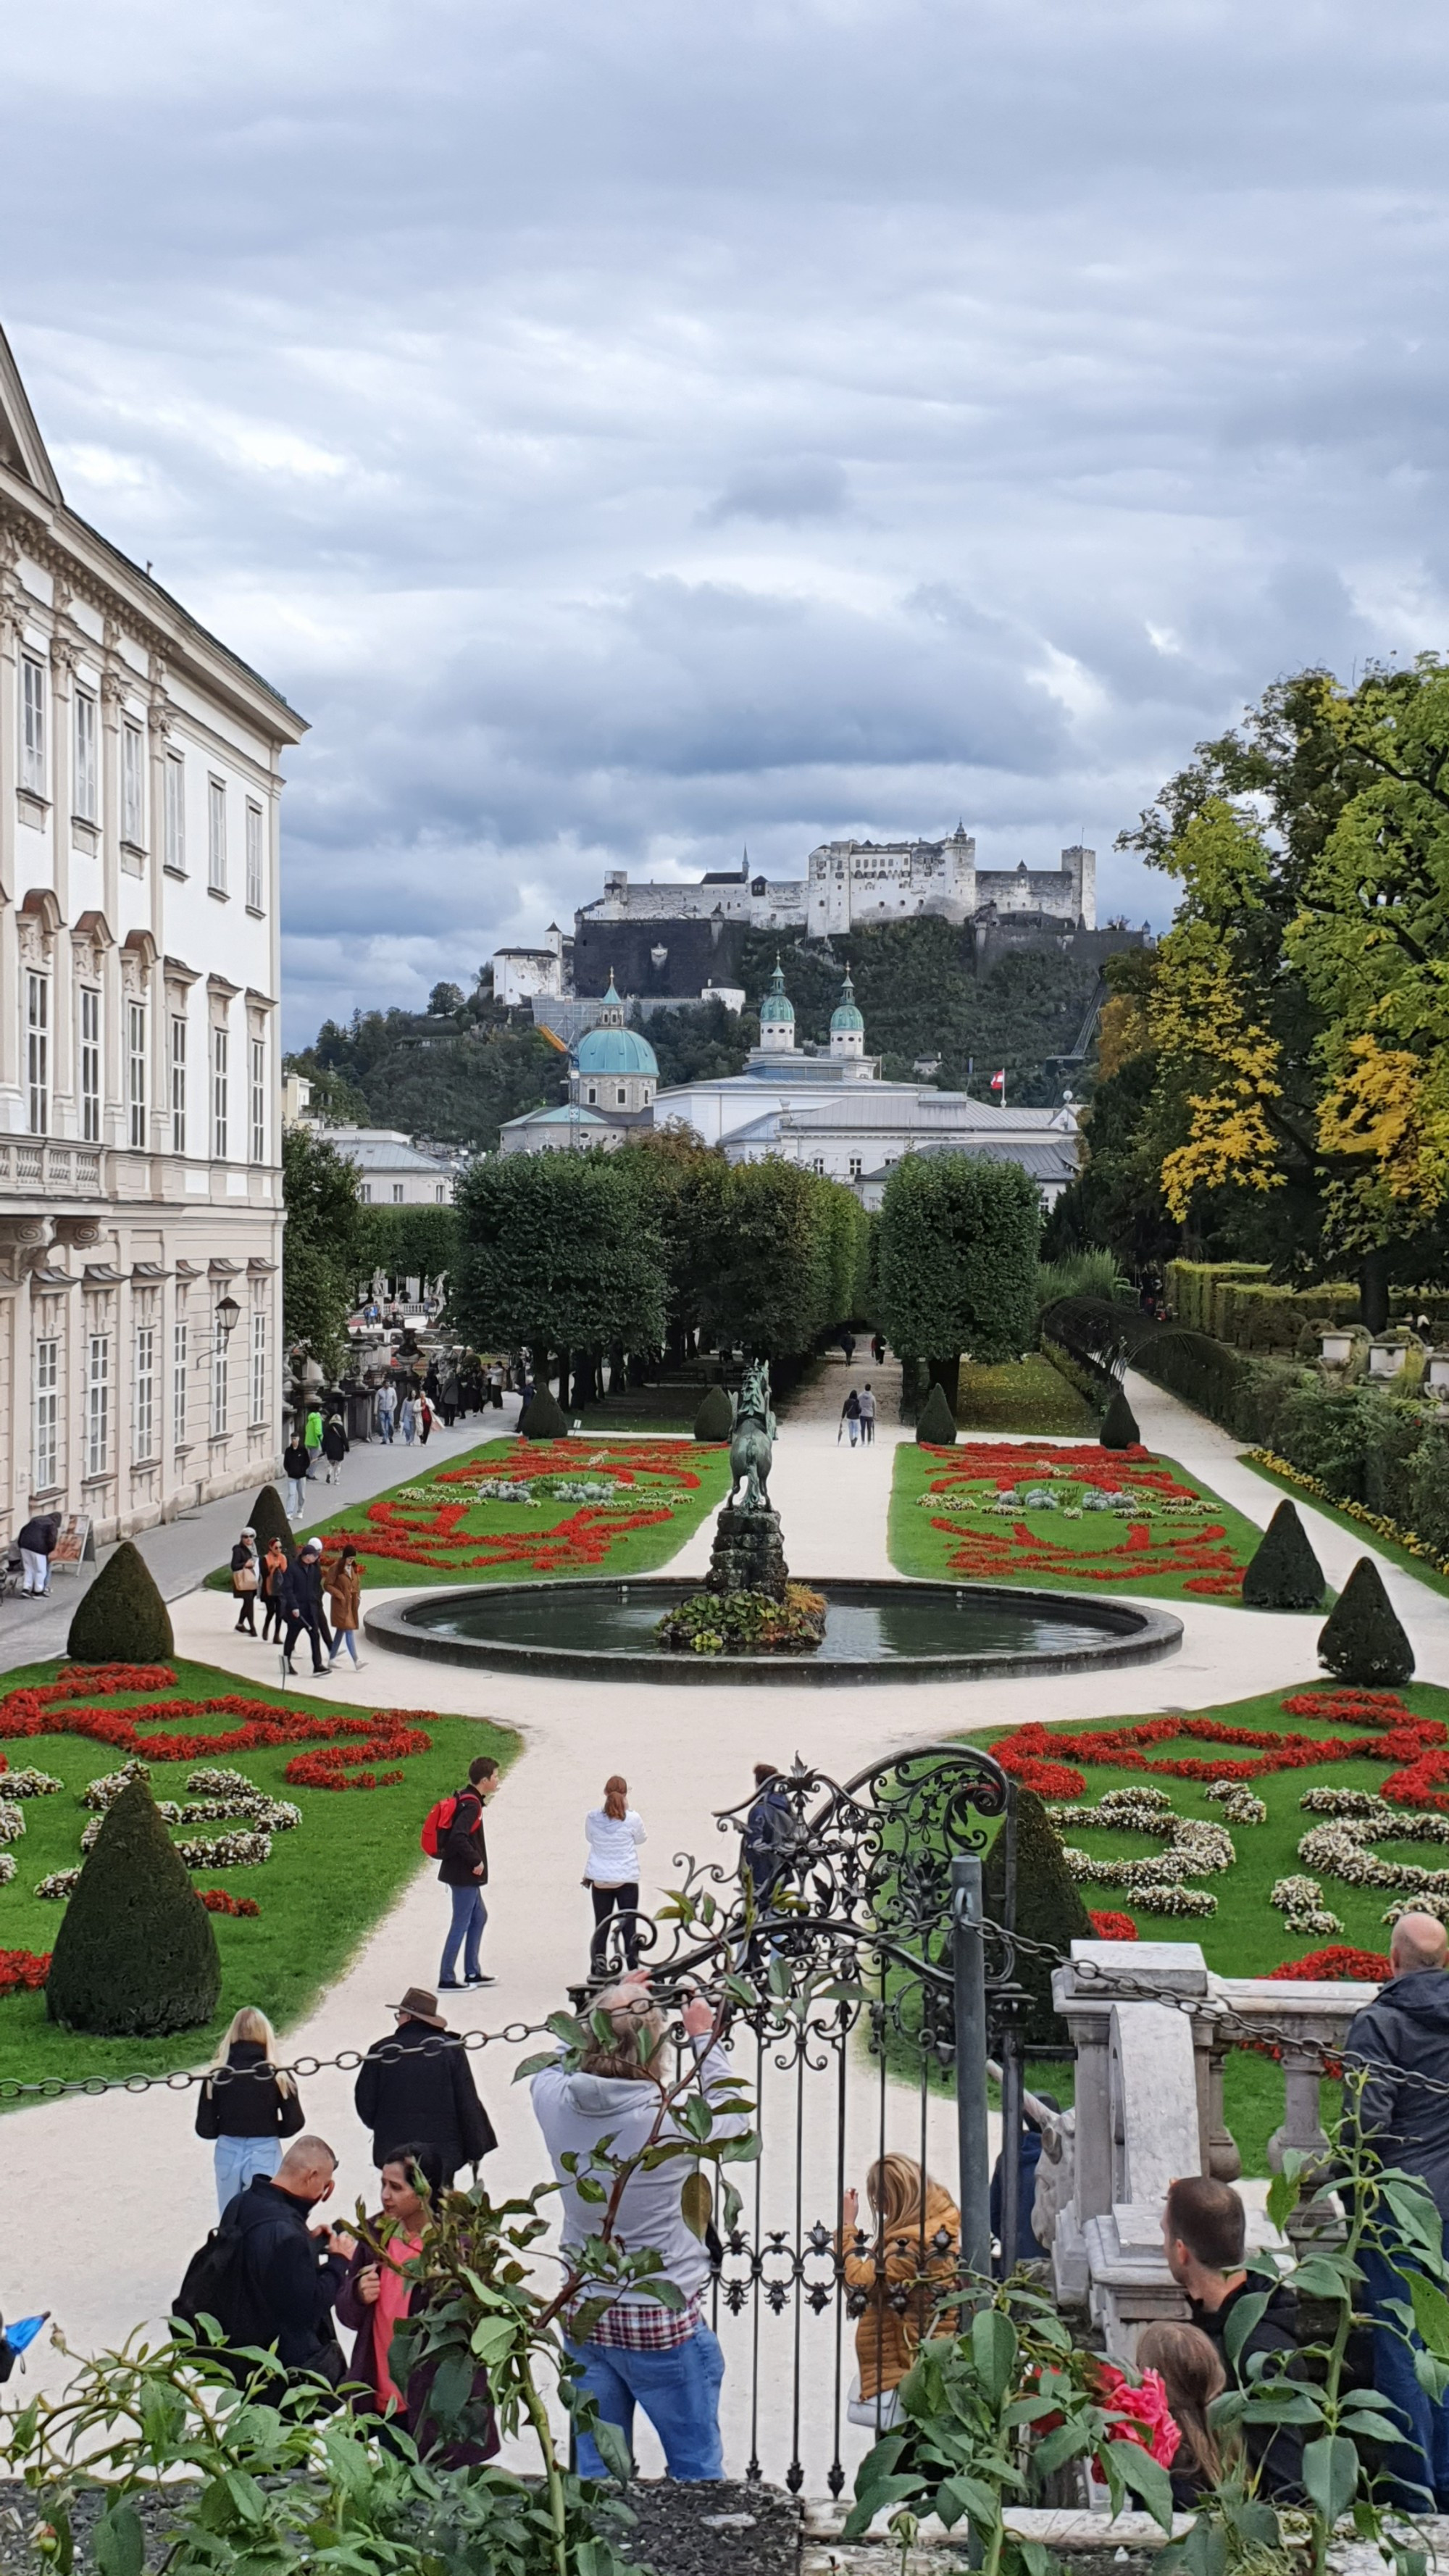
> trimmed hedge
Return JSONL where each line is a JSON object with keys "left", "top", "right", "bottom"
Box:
{"left": 1242, "top": 1500, "right": 1324, "bottom": 1611}
{"left": 1165, "top": 1259, "right": 1449, "bottom": 1351}
{"left": 916, "top": 1382, "right": 959, "bottom": 1446}
{"left": 1318, "top": 1557, "right": 1414, "bottom": 1687}
{"left": 693, "top": 1385, "right": 734, "bottom": 1443}
{"left": 520, "top": 1383, "right": 568, "bottom": 1440}
{"left": 1100, "top": 1387, "right": 1140, "bottom": 1450}
{"left": 46, "top": 1777, "right": 221, "bottom": 2035}
{"left": 248, "top": 1483, "right": 296, "bottom": 1562}
{"left": 984, "top": 1788, "right": 1092, "bottom": 2048}
{"left": 67, "top": 1541, "right": 174, "bottom": 1664}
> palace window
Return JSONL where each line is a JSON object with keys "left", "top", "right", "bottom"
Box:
{"left": 122, "top": 721, "right": 145, "bottom": 846}
{"left": 33, "top": 1340, "right": 59, "bottom": 1492}
{"left": 164, "top": 751, "right": 185, "bottom": 872}
{"left": 211, "top": 1338, "right": 229, "bottom": 1437}
{"left": 251, "top": 1310, "right": 267, "bottom": 1425}
{"left": 20, "top": 655, "right": 46, "bottom": 795}
{"left": 212, "top": 1026, "right": 229, "bottom": 1159}
{"left": 26, "top": 975, "right": 49, "bottom": 1135}
{"left": 74, "top": 691, "right": 98, "bottom": 821}
{"left": 127, "top": 1001, "right": 147, "bottom": 1149}
{"left": 172, "top": 1317, "right": 189, "bottom": 1449}
{"left": 245, "top": 801, "right": 264, "bottom": 911}
{"left": 80, "top": 988, "right": 101, "bottom": 1143}
{"left": 134, "top": 1323, "right": 156, "bottom": 1462}
{"left": 250, "top": 1037, "right": 265, "bottom": 1164}
{"left": 170, "top": 1014, "right": 187, "bottom": 1153}
{"left": 207, "top": 778, "right": 227, "bottom": 893}
{"left": 87, "top": 1334, "right": 110, "bottom": 1476}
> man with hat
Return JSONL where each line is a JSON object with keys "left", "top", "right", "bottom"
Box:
{"left": 354, "top": 1986, "right": 497, "bottom": 2186}
{"left": 279, "top": 1536, "right": 332, "bottom": 1680}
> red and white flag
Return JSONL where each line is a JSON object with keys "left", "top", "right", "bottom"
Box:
{"left": 989, "top": 1069, "right": 1006, "bottom": 1091}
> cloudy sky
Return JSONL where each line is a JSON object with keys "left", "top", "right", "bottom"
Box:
{"left": 7, "top": 0, "right": 1448, "bottom": 1043}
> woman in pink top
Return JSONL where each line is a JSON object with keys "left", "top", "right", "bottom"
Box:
{"left": 335, "top": 2140, "right": 499, "bottom": 2463}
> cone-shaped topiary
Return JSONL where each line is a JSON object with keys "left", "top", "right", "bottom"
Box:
{"left": 520, "top": 1382, "right": 568, "bottom": 1440}
{"left": 1243, "top": 1500, "right": 1325, "bottom": 1611}
{"left": 46, "top": 1776, "right": 220, "bottom": 2035}
{"left": 1099, "top": 1386, "right": 1140, "bottom": 1449}
{"left": 984, "top": 1787, "right": 1092, "bottom": 2048}
{"left": 247, "top": 1483, "right": 296, "bottom": 1562}
{"left": 916, "top": 1380, "right": 958, "bottom": 1446}
{"left": 1318, "top": 1556, "right": 1415, "bottom": 1686}
{"left": 67, "top": 1540, "right": 173, "bottom": 1664}
{"left": 693, "top": 1385, "right": 733, "bottom": 1443}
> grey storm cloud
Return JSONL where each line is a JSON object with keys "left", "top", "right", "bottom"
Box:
{"left": 5, "top": 0, "right": 1449, "bottom": 1040}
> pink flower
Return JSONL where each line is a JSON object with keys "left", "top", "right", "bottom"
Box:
{"left": 1093, "top": 2363, "right": 1180, "bottom": 2472}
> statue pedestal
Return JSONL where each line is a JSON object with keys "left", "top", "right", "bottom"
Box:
{"left": 706, "top": 1505, "right": 789, "bottom": 1601}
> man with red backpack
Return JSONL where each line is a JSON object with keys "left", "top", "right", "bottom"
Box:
{"left": 422, "top": 1756, "right": 500, "bottom": 1991}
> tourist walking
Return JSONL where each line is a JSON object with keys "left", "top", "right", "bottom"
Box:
{"left": 433, "top": 1754, "right": 500, "bottom": 1989}
{"left": 354, "top": 1988, "right": 498, "bottom": 2185}
{"left": 487, "top": 1362, "right": 504, "bottom": 1410}
{"left": 230, "top": 1527, "right": 260, "bottom": 1635}
{"left": 334, "top": 2141, "right": 501, "bottom": 2462}
{"left": 859, "top": 1382, "right": 877, "bottom": 1444}
{"left": 195, "top": 2006, "right": 306, "bottom": 2213}
{"left": 742, "top": 1763, "right": 797, "bottom": 1909}
{"left": 532, "top": 1972, "right": 744, "bottom": 2480}
{"left": 840, "top": 2154, "right": 959, "bottom": 2427}
{"left": 1161, "top": 2177, "right": 1303, "bottom": 2498}
{"left": 283, "top": 1434, "right": 311, "bottom": 1519}
{"left": 584, "top": 1776, "right": 646, "bottom": 1973}
{"left": 400, "top": 1391, "right": 418, "bottom": 1446}
{"left": 438, "top": 1366, "right": 459, "bottom": 1428}
{"left": 839, "top": 1388, "right": 861, "bottom": 1447}
{"left": 303, "top": 1403, "right": 324, "bottom": 1477}
{"left": 376, "top": 1379, "right": 398, "bottom": 1444}
{"left": 17, "top": 1509, "right": 60, "bottom": 1598}
{"left": 321, "top": 1414, "right": 348, "bottom": 1485}
{"left": 326, "top": 1543, "right": 364, "bottom": 1670}
{"left": 280, "top": 1538, "right": 333, "bottom": 1677}
{"left": 259, "top": 1536, "right": 290, "bottom": 1644}
{"left": 206, "top": 2135, "right": 355, "bottom": 2381}
{"left": 1342, "top": 1912, "right": 1449, "bottom": 2505}
{"left": 418, "top": 1392, "right": 433, "bottom": 1446}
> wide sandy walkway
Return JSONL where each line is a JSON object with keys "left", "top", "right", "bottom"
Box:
{"left": 8, "top": 1355, "right": 1448, "bottom": 2488}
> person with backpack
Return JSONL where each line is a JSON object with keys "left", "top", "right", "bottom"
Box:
{"left": 195, "top": 2006, "right": 306, "bottom": 2212}
{"left": 175, "top": 2133, "right": 355, "bottom": 2389}
{"left": 303, "top": 1403, "right": 325, "bottom": 1477}
{"left": 424, "top": 1755, "right": 500, "bottom": 1991}
{"left": 353, "top": 1988, "right": 498, "bottom": 2185}
{"left": 321, "top": 1415, "right": 348, "bottom": 1486}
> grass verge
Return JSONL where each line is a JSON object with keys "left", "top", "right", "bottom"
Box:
{"left": 955, "top": 1355, "right": 1098, "bottom": 1436}
{"left": 0, "top": 1656, "right": 516, "bottom": 2092}
{"left": 1239, "top": 1451, "right": 1449, "bottom": 1603}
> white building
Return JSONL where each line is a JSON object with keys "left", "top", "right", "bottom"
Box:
{"left": 329, "top": 1130, "right": 459, "bottom": 1205}
{"left": 492, "top": 922, "right": 567, "bottom": 1006}
{"left": 0, "top": 324, "right": 306, "bottom": 1543}
{"left": 499, "top": 976, "right": 657, "bottom": 1155}
{"left": 573, "top": 830, "right": 1096, "bottom": 946}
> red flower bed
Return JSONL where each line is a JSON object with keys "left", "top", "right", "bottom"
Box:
{"left": 199, "top": 1890, "right": 259, "bottom": 1917}
{"left": 918, "top": 1442, "right": 1248, "bottom": 1596}
{"left": 992, "top": 1691, "right": 1448, "bottom": 1805}
{"left": 321, "top": 1438, "right": 709, "bottom": 1577}
{"left": 1088, "top": 1909, "right": 1139, "bottom": 1941}
{"left": 1267, "top": 1946, "right": 1388, "bottom": 1983}
{"left": 0, "top": 1666, "right": 434, "bottom": 1791}
{"left": 0, "top": 1949, "right": 51, "bottom": 1991}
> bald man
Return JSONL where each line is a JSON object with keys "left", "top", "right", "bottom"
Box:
{"left": 1342, "top": 1911, "right": 1449, "bottom": 2508}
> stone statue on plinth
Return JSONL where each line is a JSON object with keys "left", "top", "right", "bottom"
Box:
{"left": 708, "top": 1359, "right": 788, "bottom": 1600}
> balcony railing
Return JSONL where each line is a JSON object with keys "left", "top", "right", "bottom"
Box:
{"left": 0, "top": 1139, "right": 104, "bottom": 1196}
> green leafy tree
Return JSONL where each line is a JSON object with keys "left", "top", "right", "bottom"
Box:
{"left": 282, "top": 1125, "right": 367, "bottom": 1372}
{"left": 877, "top": 1154, "right": 1040, "bottom": 1409}
{"left": 452, "top": 1153, "right": 667, "bottom": 1391}
{"left": 698, "top": 1159, "right": 841, "bottom": 1358}
{"left": 359, "top": 1203, "right": 460, "bottom": 1298}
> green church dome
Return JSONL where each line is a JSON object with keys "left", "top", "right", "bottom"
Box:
{"left": 830, "top": 971, "right": 864, "bottom": 1034}
{"left": 577, "top": 1021, "right": 658, "bottom": 1075}
{"left": 759, "top": 959, "right": 796, "bottom": 1027}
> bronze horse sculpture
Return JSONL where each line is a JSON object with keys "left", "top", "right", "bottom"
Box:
{"left": 728, "top": 1360, "right": 777, "bottom": 1513}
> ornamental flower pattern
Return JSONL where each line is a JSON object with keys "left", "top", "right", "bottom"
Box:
{"left": 320, "top": 1438, "right": 710, "bottom": 1577}
{"left": 913, "top": 1439, "right": 1250, "bottom": 1596}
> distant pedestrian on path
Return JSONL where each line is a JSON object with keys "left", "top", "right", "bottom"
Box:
{"left": 260, "top": 1536, "right": 289, "bottom": 1644}
{"left": 839, "top": 1388, "right": 861, "bottom": 1447}
{"left": 354, "top": 1987, "right": 497, "bottom": 2185}
{"left": 283, "top": 1435, "right": 311, "bottom": 1518}
{"left": 859, "top": 1383, "right": 877, "bottom": 1445}
{"left": 327, "top": 1543, "right": 364, "bottom": 1670}
{"left": 376, "top": 1380, "right": 397, "bottom": 1443}
{"left": 742, "top": 1763, "right": 798, "bottom": 1911}
{"left": 418, "top": 1393, "right": 433, "bottom": 1446}
{"left": 230, "top": 1527, "right": 260, "bottom": 1635}
{"left": 321, "top": 1415, "right": 348, "bottom": 1485}
{"left": 304, "top": 1405, "right": 324, "bottom": 1477}
{"left": 281, "top": 1538, "right": 333, "bottom": 1678}
{"left": 432, "top": 1754, "right": 501, "bottom": 1989}
{"left": 872, "top": 1333, "right": 886, "bottom": 1364}
{"left": 17, "top": 1511, "right": 59, "bottom": 1598}
{"left": 400, "top": 1392, "right": 418, "bottom": 1446}
{"left": 585, "top": 1776, "right": 646, "bottom": 1973}
{"left": 838, "top": 1329, "right": 856, "bottom": 1362}
{"left": 439, "top": 1367, "right": 459, "bottom": 1427}
{"left": 195, "top": 2006, "right": 306, "bottom": 2213}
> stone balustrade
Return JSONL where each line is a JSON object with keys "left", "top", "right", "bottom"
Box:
{"left": 1046, "top": 1939, "right": 1379, "bottom": 2358}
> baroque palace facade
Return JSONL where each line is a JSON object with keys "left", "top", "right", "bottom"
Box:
{"left": 0, "top": 326, "right": 306, "bottom": 1546}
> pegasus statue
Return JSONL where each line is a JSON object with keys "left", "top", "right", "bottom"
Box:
{"left": 728, "top": 1359, "right": 777, "bottom": 1513}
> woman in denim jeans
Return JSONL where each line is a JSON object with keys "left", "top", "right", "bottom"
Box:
{"left": 195, "top": 2006, "right": 306, "bottom": 2213}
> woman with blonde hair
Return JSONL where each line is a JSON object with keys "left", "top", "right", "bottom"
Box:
{"left": 840, "top": 2153, "right": 960, "bottom": 2427}
{"left": 583, "top": 1775, "right": 647, "bottom": 1974}
{"left": 194, "top": 2006, "right": 306, "bottom": 2212}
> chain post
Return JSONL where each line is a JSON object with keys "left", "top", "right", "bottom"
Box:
{"left": 951, "top": 1852, "right": 992, "bottom": 2288}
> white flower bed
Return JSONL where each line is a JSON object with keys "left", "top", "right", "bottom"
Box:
{"left": 1382, "top": 1895, "right": 1449, "bottom": 1927}
{"left": 0, "top": 1768, "right": 62, "bottom": 1799}
{"left": 82, "top": 1759, "right": 155, "bottom": 1810}
{"left": 185, "top": 1766, "right": 256, "bottom": 1797}
{"left": 1298, "top": 1819, "right": 1449, "bottom": 1896}
{"left": 0, "top": 1804, "right": 25, "bottom": 1846}
{"left": 33, "top": 1867, "right": 76, "bottom": 1900}
{"left": 1206, "top": 1784, "right": 1267, "bottom": 1825}
{"left": 172, "top": 1829, "right": 272, "bottom": 1870}
{"left": 180, "top": 1796, "right": 301, "bottom": 1831}
{"left": 1269, "top": 1874, "right": 1345, "bottom": 1937}
{"left": 1051, "top": 1793, "right": 1234, "bottom": 1909}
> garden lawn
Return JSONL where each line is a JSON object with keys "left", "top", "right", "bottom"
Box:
{"left": 212, "top": 1436, "right": 731, "bottom": 1591}
{"left": 1240, "top": 1451, "right": 1449, "bottom": 1602}
{"left": 0, "top": 1658, "right": 516, "bottom": 2092}
{"left": 890, "top": 1438, "right": 1284, "bottom": 1606}
{"left": 954, "top": 1355, "right": 1097, "bottom": 1436}
{"left": 971, "top": 1679, "right": 1449, "bottom": 2168}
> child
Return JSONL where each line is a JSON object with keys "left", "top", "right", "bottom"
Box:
{"left": 1135, "top": 2322, "right": 1227, "bottom": 2506}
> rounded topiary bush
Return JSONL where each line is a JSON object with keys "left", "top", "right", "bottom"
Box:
{"left": 1243, "top": 1499, "right": 1324, "bottom": 1611}
{"left": 1318, "top": 1556, "right": 1414, "bottom": 1686}
{"left": 67, "top": 1540, "right": 173, "bottom": 1664}
{"left": 693, "top": 1385, "right": 734, "bottom": 1443}
{"left": 984, "top": 1787, "right": 1092, "bottom": 2048}
{"left": 46, "top": 1776, "right": 221, "bottom": 2035}
{"left": 247, "top": 1483, "right": 296, "bottom": 1562}
{"left": 521, "top": 1383, "right": 568, "bottom": 1440}
{"left": 915, "top": 1381, "right": 958, "bottom": 1446}
{"left": 1099, "top": 1386, "right": 1140, "bottom": 1450}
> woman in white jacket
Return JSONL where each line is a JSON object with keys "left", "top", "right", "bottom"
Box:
{"left": 585, "top": 1775, "right": 646, "bottom": 1972}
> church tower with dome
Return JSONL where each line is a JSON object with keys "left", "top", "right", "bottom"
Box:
{"left": 753, "top": 958, "right": 798, "bottom": 1058}
{"left": 570, "top": 972, "right": 658, "bottom": 1114}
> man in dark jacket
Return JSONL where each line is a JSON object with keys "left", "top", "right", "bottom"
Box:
{"left": 438, "top": 1755, "right": 498, "bottom": 1989}
{"left": 742, "top": 1764, "right": 797, "bottom": 1908}
{"left": 17, "top": 1512, "right": 60, "bottom": 1598}
{"left": 1162, "top": 2176, "right": 1303, "bottom": 2498}
{"left": 1342, "top": 1911, "right": 1449, "bottom": 2505}
{"left": 280, "top": 1538, "right": 331, "bottom": 1677}
{"left": 354, "top": 1987, "right": 497, "bottom": 2185}
{"left": 225, "top": 2135, "right": 355, "bottom": 2381}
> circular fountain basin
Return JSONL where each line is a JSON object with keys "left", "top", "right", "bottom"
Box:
{"left": 364, "top": 1576, "right": 1182, "bottom": 1687}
